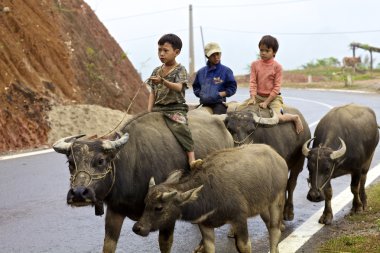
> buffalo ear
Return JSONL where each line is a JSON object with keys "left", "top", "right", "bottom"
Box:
{"left": 178, "top": 185, "right": 204, "bottom": 205}
{"left": 161, "top": 191, "right": 177, "bottom": 202}
{"left": 224, "top": 115, "right": 229, "bottom": 126}
{"left": 149, "top": 177, "right": 156, "bottom": 188}
{"left": 164, "top": 170, "right": 183, "bottom": 184}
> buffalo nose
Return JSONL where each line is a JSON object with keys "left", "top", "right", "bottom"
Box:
{"left": 307, "top": 189, "right": 323, "bottom": 202}
{"left": 132, "top": 222, "right": 142, "bottom": 234}
{"left": 67, "top": 186, "right": 91, "bottom": 203}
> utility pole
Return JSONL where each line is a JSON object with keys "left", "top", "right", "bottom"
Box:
{"left": 189, "top": 4, "right": 195, "bottom": 76}
{"left": 200, "top": 26, "right": 206, "bottom": 65}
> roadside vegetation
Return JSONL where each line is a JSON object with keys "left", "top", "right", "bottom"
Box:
{"left": 317, "top": 182, "right": 380, "bottom": 253}
{"left": 282, "top": 57, "right": 380, "bottom": 93}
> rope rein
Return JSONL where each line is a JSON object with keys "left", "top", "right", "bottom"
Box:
{"left": 101, "top": 80, "right": 148, "bottom": 138}
{"left": 309, "top": 147, "right": 336, "bottom": 191}
{"left": 233, "top": 107, "right": 263, "bottom": 145}
{"left": 70, "top": 145, "right": 116, "bottom": 198}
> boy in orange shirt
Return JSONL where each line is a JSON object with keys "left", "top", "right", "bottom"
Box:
{"left": 248, "top": 35, "right": 303, "bottom": 134}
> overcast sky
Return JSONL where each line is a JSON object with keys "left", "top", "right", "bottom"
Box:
{"left": 84, "top": 0, "right": 380, "bottom": 80}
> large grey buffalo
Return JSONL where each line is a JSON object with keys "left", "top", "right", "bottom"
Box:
{"left": 52, "top": 110, "right": 233, "bottom": 253}
{"left": 302, "top": 104, "right": 379, "bottom": 224}
{"left": 224, "top": 104, "right": 311, "bottom": 220}
{"left": 133, "top": 144, "right": 288, "bottom": 253}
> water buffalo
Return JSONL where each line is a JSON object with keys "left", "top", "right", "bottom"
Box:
{"left": 52, "top": 110, "right": 233, "bottom": 253}
{"left": 302, "top": 104, "right": 379, "bottom": 224}
{"left": 133, "top": 144, "right": 288, "bottom": 253}
{"left": 224, "top": 104, "right": 311, "bottom": 220}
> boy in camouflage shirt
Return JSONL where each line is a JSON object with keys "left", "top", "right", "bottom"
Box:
{"left": 147, "top": 33, "right": 198, "bottom": 167}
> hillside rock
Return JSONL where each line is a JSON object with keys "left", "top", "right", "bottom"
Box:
{"left": 0, "top": 0, "right": 149, "bottom": 153}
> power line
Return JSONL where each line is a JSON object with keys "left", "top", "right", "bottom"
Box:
{"left": 203, "top": 27, "right": 380, "bottom": 36}
{"left": 99, "top": 0, "right": 312, "bottom": 22}
{"left": 120, "top": 26, "right": 380, "bottom": 42}
{"left": 102, "top": 6, "right": 186, "bottom": 22}
{"left": 118, "top": 28, "right": 190, "bottom": 43}
{"left": 194, "top": 0, "right": 312, "bottom": 8}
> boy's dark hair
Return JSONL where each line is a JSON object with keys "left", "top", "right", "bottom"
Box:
{"left": 158, "top": 34, "right": 182, "bottom": 50}
{"left": 259, "top": 35, "right": 279, "bottom": 53}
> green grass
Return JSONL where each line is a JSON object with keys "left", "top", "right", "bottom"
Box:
{"left": 319, "top": 235, "right": 379, "bottom": 253}
{"left": 318, "top": 183, "right": 380, "bottom": 253}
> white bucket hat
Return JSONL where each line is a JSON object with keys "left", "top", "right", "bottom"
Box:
{"left": 204, "top": 42, "right": 222, "bottom": 57}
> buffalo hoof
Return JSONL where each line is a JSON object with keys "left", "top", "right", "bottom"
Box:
{"left": 318, "top": 212, "right": 333, "bottom": 225}
{"left": 350, "top": 205, "right": 364, "bottom": 214}
{"left": 192, "top": 240, "right": 205, "bottom": 253}
{"left": 227, "top": 227, "right": 235, "bottom": 238}
{"left": 283, "top": 204, "right": 294, "bottom": 221}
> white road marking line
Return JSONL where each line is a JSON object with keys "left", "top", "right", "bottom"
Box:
{"left": 284, "top": 96, "right": 334, "bottom": 109}
{"left": 0, "top": 149, "right": 54, "bottom": 160}
{"left": 278, "top": 163, "right": 380, "bottom": 253}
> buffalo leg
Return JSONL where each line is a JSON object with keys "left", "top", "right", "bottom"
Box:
{"left": 233, "top": 219, "right": 251, "bottom": 253}
{"left": 359, "top": 172, "right": 368, "bottom": 210}
{"left": 284, "top": 158, "right": 303, "bottom": 221}
{"left": 350, "top": 171, "right": 364, "bottom": 214}
{"left": 158, "top": 223, "right": 175, "bottom": 253}
{"left": 198, "top": 224, "right": 215, "bottom": 253}
{"left": 358, "top": 158, "right": 372, "bottom": 211}
{"left": 269, "top": 193, "right": 284, "bottom": 253}
{"left": 103, "top": 208, "right": 125, "bottom": 253}
{"left": 319, "top": 183, "right": 333, "bottom": 224}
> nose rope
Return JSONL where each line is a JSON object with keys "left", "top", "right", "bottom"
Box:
{"left": 318, "top": 163, "right": 335, "bottom": 191}
{"left": 233, "top": 129, "right": 256, "bottom": 145}
{"left": 70, "top": 145, "right": 116, "bottom": 198}
{"left": 308, "top": 147, "right": 336, "bottom": 191}
{"left": 233, "top": 109, "right": 262, "bottom": 146}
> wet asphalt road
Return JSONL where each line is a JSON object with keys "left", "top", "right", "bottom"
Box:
{"left": 1, "top": 88, "right": 379, "bottom": 253}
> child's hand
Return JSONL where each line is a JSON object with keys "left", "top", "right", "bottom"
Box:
{"left": 149, "top": 76, "right": 162, "bottom": 85}
{"left": 259, "top": 102, "right": 268, "bottom": 109}
{"left": 247, "top": 98, "right": 256, "bottom": 105}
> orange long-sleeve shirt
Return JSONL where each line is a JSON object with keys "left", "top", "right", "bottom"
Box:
{"left": 249, "top": 58, "right": 282, "bottom": 98}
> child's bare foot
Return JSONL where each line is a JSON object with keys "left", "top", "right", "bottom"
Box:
{"left": 190, "top": 159, "right": 203, "bottom": 170}
{"left": 294, "top": 117, "right": 304, "bottom": 134}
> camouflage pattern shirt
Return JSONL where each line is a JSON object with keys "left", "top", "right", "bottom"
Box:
{"left": 148, "top": 64, "right": 188, "bottom": 105}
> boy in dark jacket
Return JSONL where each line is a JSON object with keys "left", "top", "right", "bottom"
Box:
{"left": 192, "top": 42, "right": 237, "bottom": 114}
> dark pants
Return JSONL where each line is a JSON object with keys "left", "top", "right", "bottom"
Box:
{"left": 203, "top": 103, "right": 227, "bottom": 114}
{"left": 152, "top": 104, "right": 194, "bottom": 152}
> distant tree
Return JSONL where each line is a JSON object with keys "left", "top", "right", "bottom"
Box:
{"left": 302, "top": 57, "right": 340, "bottom": 69}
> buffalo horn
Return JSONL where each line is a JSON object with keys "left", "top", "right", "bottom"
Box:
{"left": 330, "top": 137, "right": 346, "bottom": 160}
{"left": 52, "top": 134, "right": 86, "bottom": 154}
{"left": 161, "top": 191, "right": 177, "bottom": 201}
{"left": 302, "top": 137, "right": 315, "bottom": 157}
{"left": 149, "top": 177, "right": 156, "bottom": 188}
{"left": 102, "top": 133, "right": 130, "bottom": 151}
{"left": 252, "top": 111, "right": 279, "bottom": 125}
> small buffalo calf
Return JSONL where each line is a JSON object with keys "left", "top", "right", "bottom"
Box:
{"left": 133, "top": 144, "right": 288, "bottom": 253}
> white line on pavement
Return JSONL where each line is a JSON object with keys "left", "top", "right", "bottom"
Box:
{"left": 0, "top": 148, "right": 54, "bottom": 161}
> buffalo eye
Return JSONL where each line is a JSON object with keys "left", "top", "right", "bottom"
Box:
{"left": 97, "top": 158, "right": 107, "bottom": 167}
{"left": 155, "top": 206, "right": 163, "bottom": 212}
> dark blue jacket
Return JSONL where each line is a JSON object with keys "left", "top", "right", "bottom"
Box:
{"left": 193, "top": 62, "right": 237, "bottom": 105}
